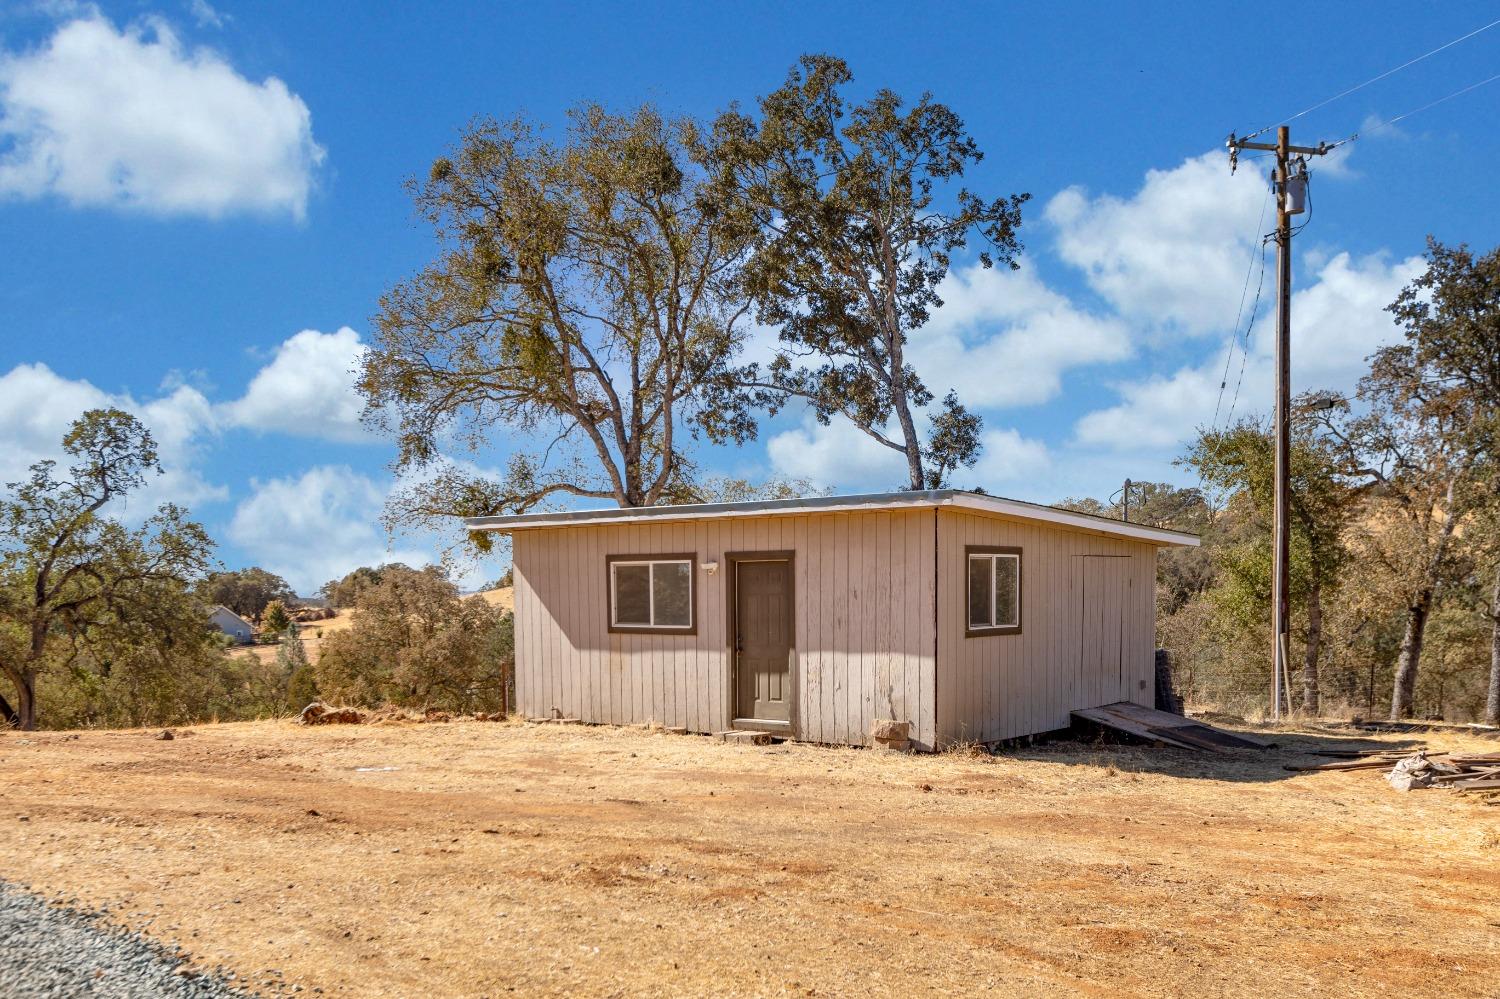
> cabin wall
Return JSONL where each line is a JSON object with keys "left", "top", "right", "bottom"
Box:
{"left": 934, "top": 510, "right": 1158, "bottom": 745}
{"left": 510, "top": 509, "right": 938, "bottom": 750}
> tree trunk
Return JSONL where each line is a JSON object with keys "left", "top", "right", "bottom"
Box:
{"left": 13, "top": 675, "right": 36, "bottom": 731}
{"left": 1487, "top": 565, "right": 1500, "bottom": 727}
{"left": 1390, "top": 502, "right": 1456, "bottom": 720}
{"left": 1389, "top": 588, "right": 1432, "bottom": 720}
{"left": 890, "top": 392, "right": 926, "bottom": 490}
{"left": 1301, "top": 577, "right": 1322, "bottom": 716}
{"left": 0, "top": 689, "right": 17, "bottom": 729}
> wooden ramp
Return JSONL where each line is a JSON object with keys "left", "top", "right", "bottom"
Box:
{"left": 1072, "top": 702, "right": 1274, "bottom": 752}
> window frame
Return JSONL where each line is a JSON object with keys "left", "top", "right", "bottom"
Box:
{"left": 605, "top": 553, "right": 697, "bottom": 635}
{"left": 964, "top": 544, "right": 1023, "bottom": 638}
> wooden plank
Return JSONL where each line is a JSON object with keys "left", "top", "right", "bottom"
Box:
{"left": 1452, "top": 779, "right": 1500, "bottom": 791}
{"left": 934, "top": 510, "right": 952, "bottom": 746}
{"left": 897, "top": 511, "right": 916, "bottom": 743}
{"left": 694, "top": 517, "right": 710, "bottom": 734}
{"left": 1072, "top": 704, "right": 1208, "bottom": 752}
{"left": 852, "top": 513, "right": 876, "bottom": 738}
{"left": 1283, "top": 758, "right": 1399, "bottom": 772}
{"left": 1432, "top": 767, "right": 1500, "bottom": 783}
{"left": 514, "top": 534, "right": 533, "bottom": 717}
{"left": 592, "top": 524, "right": 608, "bottom": 724}
{"left": 876, "top": 511, "right": 893, "bottom": 728}
{"left": 915, "top": 509, "right": 934, "bottom": 751}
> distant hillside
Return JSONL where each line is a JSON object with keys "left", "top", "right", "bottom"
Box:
{"left": 232, "top": 586, "right": 513, "bottom": 669}
{"left": 474, "top": 587, "right": 514, "bottom": 613}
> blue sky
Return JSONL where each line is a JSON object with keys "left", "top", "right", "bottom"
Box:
{"left": 2, "top": 1, "right": 1497, "bottom": 592}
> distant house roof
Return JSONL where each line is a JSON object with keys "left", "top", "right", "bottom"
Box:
{"left": 464, "top": 489, "right": 1199, "bottom": 548}
{"left": 208, "top": 605, "right": 254, "bottom": 629}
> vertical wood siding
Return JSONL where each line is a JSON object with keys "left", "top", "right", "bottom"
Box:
{"left": 935, "top": 509, "right": 1159, "bottom": 745}
{"left": 510, "top": 510, "right": 938, "bottom": 750}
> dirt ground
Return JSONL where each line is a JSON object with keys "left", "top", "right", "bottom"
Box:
{"left": 0, "top": 718, "right": 1496, "bottom": 998}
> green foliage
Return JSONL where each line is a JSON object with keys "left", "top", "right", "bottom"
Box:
{"left": 1156, "top": 240, "right": 1500, "bottom": 720}
{"left": 197, "top": 567, "right": 295, "bottom": 620}
{"left": 476, "top": 570, "right": 514, "bottom": 592}
{"left": 276, "top": 624, "right": 314, "bottom": 710}
{"left": 314, "top": 564, "right": 514, "bottom": 714}
{"left": 678, "top": 474, "right": 827, "bottom": 505}
{"left": 362, "top": 103, "right": 764, "bottom": 543}
{"left": 1380, "top": 238, "right": 1500, "bottom": 448}
{"left": 0, "top": 409, "right": 220, "bottom": 729}
{"left": 276, "top": 622, "right": 308, "bottom": 672}
{"left": 261, "top": 599, "right": 292, "bottom": 634}
{"left": 321, "top": 565, "right": 384, "bottom": 609}
{"left": 711, "top": 54, "right": 1028, "bottom": 490}
{"left": 285, "top": 662, "right": 319, "bottom": 711}
{"left": 923, "top": 393, "right": 984, "bottom": 489}
{"left": 1187, "top": 412, "right": 1359, "bottom": 608}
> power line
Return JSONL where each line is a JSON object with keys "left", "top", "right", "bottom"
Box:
{"left": 1327, "top": 71, "right": 1500, "bottom": 149}
{"left": 1241, "top": 16, "right": 1500, "bottom": 140}
{"left": 1211, "top": 185, "right": 1272, "bottom": 430}
{"left": 1225, "top": 235, "right": 1271, "bottom": 426}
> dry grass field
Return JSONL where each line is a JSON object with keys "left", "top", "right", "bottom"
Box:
{"left": 0, "top": 718, "right": 1496, "bottom": 998}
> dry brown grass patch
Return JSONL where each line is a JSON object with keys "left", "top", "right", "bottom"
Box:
{"left": 0, "top": 720, "right": 1496, "bottom": 997}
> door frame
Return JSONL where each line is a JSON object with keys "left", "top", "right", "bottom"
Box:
{"left": 1077, "top": 554, "right": 1130, "bottom": 705}
{"left": 724, "top": 550, "right": 797, "bottom": 735}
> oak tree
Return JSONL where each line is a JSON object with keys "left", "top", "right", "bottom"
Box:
{"left": 197, "top": 567, "right": 295, "bottom": 621}
{"left": 1187, "top": 407, "right": 1363, "bottom": 714}
{"left": 1371, "top": 239, "right": 1500, "bottom": 720}
{"left": 711, "top": 55, "right": 1028, "bottom": 490}
{"left": 0, "top": 410, "right": 214, "bottom": 730}
{"left": 361, "top": 105, "right": 762, "bottom": 535}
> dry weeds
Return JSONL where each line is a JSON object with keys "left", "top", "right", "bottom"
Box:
{"left": 0, "top": 718, "right": 1495, "bottom": 998}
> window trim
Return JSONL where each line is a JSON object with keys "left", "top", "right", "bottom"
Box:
{"left": 965, "top": 544, "right": 1023, "bottom": 638}
{"left": 605, "top": 553, "right": 698, "bottom": 635}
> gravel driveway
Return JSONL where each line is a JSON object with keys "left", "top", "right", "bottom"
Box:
{"left": 0, "top": 881, "right": 249, "bottom": 998}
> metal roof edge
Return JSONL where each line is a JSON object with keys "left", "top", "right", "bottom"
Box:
{"left": 947, "top": 493, "right": 1199, "bottom": 547}
{"left": 463, "top": 489, "right": 1199, "bottom": 547}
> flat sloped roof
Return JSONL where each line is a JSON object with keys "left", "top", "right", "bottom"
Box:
{"left": 464, "top": 489, "right": 1199, "bottom": 547}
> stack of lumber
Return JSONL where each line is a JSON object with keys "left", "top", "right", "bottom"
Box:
{"left": 1443, "top": 752, "right": 1500, "bottom": 791}
{"left": 1285, "top": 747, "right": 1500, "bottom": 792}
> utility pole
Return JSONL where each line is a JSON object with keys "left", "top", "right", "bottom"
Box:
{"left": 1110, "top": 478, "right": 1134, "bottom": 522}
{"left": 1226, "top": 125, "right": 1331, "bottom": 721}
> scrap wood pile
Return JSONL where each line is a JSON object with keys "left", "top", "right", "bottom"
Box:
{"left": 1286, "top": 746, "right": 1500, "bottom": 792}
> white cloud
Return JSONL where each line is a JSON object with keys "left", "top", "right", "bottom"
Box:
{"left": 1074, "top": 364, "right": 1225, "bottom": 453}
{"left": 1046, "top": 152, "right": 1272, "bottom": 336}
{"left": 968, "top": 428, "right": 1052, "bottom": 489}
{"left": 222, "top": 327, "right": 370, "bottom": 442}
{"left": 765, "top": 408, "right": 1051, "bottom": 495}
{"left": 1282, "top": 251, "right": 1425, "bottom": 388}
{"left": 227, "top": 465, "right": 428, "bottom": 594}
{"left": 766, "top": 414, "right": 908, "bottom": 490}
{"left": 0, "top": 362, "right": 225, "bottom": 513}
{"left": 0, "top": 13, "right": 324, "bottom": 218}
{"left": 187, "top": 0, "right": 226, "bottom": 29}
{"left": 910, "top": 263, "right": 1132, "bottom": 408}
{"left": 1072, "top": 251, "right": 1425, "bottom": 453}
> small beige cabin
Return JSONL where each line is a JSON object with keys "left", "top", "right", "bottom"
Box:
{"left": 467, "top": 490, "right": 1198, "bottom": 751}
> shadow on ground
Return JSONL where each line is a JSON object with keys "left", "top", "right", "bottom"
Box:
{"left": 993, "top": 721, "right": 1444, "bottom": 784}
